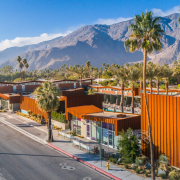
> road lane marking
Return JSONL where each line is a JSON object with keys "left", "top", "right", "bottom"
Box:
{"left": 0, "top": 117, "right": 47, "bottom": 145}
{"left": 3, "top": 114, "right": 47, "bottom": 133}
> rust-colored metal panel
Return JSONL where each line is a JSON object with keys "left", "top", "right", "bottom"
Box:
{"left": 0, "top": 86, "right": 13, "bottom": 93}
{"left": 177, "top": 98, "right": 180, "bottom": 167}
{"left": 160, "top": 95, "right": 164, "bottom": 157}
{"left": 25, "top": 85, "right": 40, "bottom": 91}
{"left": 141, "top": 93, "right": 180, "bottom": 168}
{"left": 20, "top": 96, "right": 48, "bottom": 121}
{"left": 61, "top": 88, "right": 84, "bottom": 97}
{"left": 173, "top": 97, "right": 177, "bottom": 167}
{"left": 9, "top": 96, "right": 21, "bottom": 104}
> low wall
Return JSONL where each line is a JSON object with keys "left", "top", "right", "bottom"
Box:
{"left": 52, "top": 119, "right": 69, "bottom": 130}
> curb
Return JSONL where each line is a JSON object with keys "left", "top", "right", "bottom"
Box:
{"left": 47, "top": 143, "right": 122, "bottom": 180}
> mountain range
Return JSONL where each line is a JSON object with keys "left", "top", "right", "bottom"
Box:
{"left": 0, "top": 13, "right": 180, "bottom": 70}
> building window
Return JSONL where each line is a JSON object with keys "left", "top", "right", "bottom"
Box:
{"left": 73, "top": 117, "right": 81, "bottom": 135}
{"left": 85, "top": 120, "right": 118, "bottom": 149}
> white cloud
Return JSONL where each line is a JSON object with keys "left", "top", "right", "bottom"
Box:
{"left": 95, "top": 17, "right": 132, "bottom": 25}
{"left": 0, "top": 31, "right": 72, "bottom": 51}
{"left": 152, "top": 6, "right": 180, "bottom": 17}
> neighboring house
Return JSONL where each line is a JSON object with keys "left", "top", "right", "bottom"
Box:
{"left": 0, "top": 93, "right": 20, "bottom": 111}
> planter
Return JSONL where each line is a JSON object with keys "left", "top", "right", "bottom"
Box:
{"left": 52, "top": 119, "right": 69, "bottom": 130}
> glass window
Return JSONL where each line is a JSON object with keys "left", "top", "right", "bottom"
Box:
{"left": 91, "top": 121, "right": 96, "bottom": 140}
{"left": 102, "top": 128, "right": 108, "bottom": 145}
{"left": 113, "top": 132, "right": 119, "bottom": 149}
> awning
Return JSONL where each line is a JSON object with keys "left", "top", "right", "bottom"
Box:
{"left": 67, "top": 105, "right": 103, "bottom": 118}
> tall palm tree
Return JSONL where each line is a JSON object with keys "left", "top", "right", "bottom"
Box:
{"left": 124, "top": 11, "right": 164, "bottom": 180}
{"left": 127, "top": 65, "right": 140, "bottom": 113}
{"left": 19, "top": 62, "right": 24, "bottom": 80}
{"left": 17, "top": 56, "right": 22, "bottom": 64}
{"left": 146, "top": 62, "right": 158, "bottom": 94}
{"left": 154, "top": 64, "right": 164, "bottom": 94}
{"left": 22, "top": 58, "right": 27, "bottom": 80}
{"left": 25, "top": 63, "right": 29, "bottom": 78}
{"left": 116, "top": 65, "right": 128, "bottom": 112}
{"left": 86, "top": 60, "right": 91, "bottom": 75}
{"left": 34, "top": 82, "right": 60, "bottom": 142}
{"left": 163, "top": 64, "right": 173, "bottom": 95}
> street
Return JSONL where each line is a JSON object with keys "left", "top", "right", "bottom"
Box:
{"left": 0, "top": 119, "right": 110, "bottom": 180}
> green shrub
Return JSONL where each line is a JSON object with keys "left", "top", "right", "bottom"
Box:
{"left": 37, "top": 114, "right": 41, "bottom": 119}
{"left": 142, "top": 169, "right": 146, "bottom": 174}
{"left": 159, "top": 154, "right": 169, "bottom": 165}
{"left": 159, "top": 173, "right": 165, "bottom": 179}
{"left": 159, "top": 84, "right": 165, "bottom": 90}
{"left": 135, "top": 169, "right": 140, "bottom": 174}
{"left": 132, "top": 167, "right": 136, "bottom": 171}
{"left": 145, "top": 172, "right": 148, "bottom": 177}
{"left": 28, "top": 110, "right": 31, "bottom": 115}
{"left": 31, "top": 113, "right": 34, "bottom": 117}
{"left": 169, "top": 170, "right": 180, "bottom": 180}
{"left": 117, "top": 161, "right": 120, "bottom": 165}
{"left": 118, "top": 128, "right": 140, "bottom": 163}
{"left": 51, "top": 111, "right": 66, "bottom": 123}
{"left": 124, "top": 164, "right": 128, "bottom": 169}
{"left": 112, "top": 159, "right": 116, "bottom": 164}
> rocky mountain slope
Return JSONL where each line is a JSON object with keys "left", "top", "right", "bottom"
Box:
{"left": 0, "top": 13, "right": 179, "bottom": 70}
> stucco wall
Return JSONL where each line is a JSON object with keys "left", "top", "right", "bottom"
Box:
{"left": 52, "top": 119, "right": 69, "bottom": 130}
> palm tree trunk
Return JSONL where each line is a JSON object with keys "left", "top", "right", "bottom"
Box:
{"left": 150, "top": 81, "right": 152, "bottom": 94}
{"left": 140, "top": 81, "right": 143, "bottom": 94}
{"left": 131, "top": 84, "right": 134, "bottom": 114}
{"left": 47, "top": 112, "right": 53, "bottom": 142}
{"left": 80, "top": 76, "right": 82, "bottom": 87}
{"left": 165, "top": 81, "right": 168, "bottom": 95}
{"left": 143, "top": 49, "right": 155, "bottom": 180}
{"left": 156, "top": 80, "right": 159, "bottom": 94}
{"left": 120, "top": 83, "right": 124, "bottom": 113}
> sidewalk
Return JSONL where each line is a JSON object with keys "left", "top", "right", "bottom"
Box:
{"left": 49, "top": 130, "right": 151, "bottom": 180}
{"left": 1, "top": 113, "right": 152, "bottom": 180}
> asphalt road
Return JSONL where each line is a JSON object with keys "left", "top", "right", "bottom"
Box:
{"left": 0, "top": 122, "right": 110, "bottom": 180}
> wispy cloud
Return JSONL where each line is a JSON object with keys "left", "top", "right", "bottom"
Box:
{"left": 95, "top": 17, "right": 132, "bottom": 25}
{"left": 0, "top": 31, "right": 72, "bottom": 51}
{"left": 152, "top": 6, "right": 180, "bottom": 17}
{"left": 95, "top": 6, "right": 180, "bottom": 25}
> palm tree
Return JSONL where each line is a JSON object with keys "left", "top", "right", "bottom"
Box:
{"left": 19, "top": 62, "right": 24, "bottom": 80}
{"left": 25, "top": 63, "right": 29, "bottom": 78}
{"left": 17, "top": 56, "right": 22, "bottom": 64}
{"left": 127, "top": 65, "right": 140, "bottom": 113}
{"left": 22, "top": 58, "right": 27, "bottom": 80}
{"left": 124, "top": 11, "right": 164, "bottom": 180}
{"left": 86, "top": 60, "right": 91, "bottom": 75}
{"left": 146, "top": 62, "right": 158, "bottom": 94}
{"left": 116, "top": 65, "right": 128, "bottom": 112}
{"left": 163, "top": 64, "right": 173, "bottom": 95}
{"left": 154, "top": 64, "right": 164, "bottom": 94}
{"left": 34, "top": 82, "right": 60, "bottom": 142}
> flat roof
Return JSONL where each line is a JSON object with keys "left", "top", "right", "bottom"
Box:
{"left": 87, "top": 111, "right": 137, "bottom": 119}
{"left": 1, "top": 93, "right": 20, "bottom": 97}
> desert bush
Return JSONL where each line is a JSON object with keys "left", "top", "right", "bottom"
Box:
{"left": 37, "top": 114, "right": 41, "bottom": 119}
{"left": 159, "top": 173, "right": 165, "bottom": 179}
{"left": 135, "top": 168, "right": 140, "bottom": 173}
{"left": 118, "top": 128, "right": 140, "bottom": 163}
{"left": 124, "top": 164, "right": 128, "bottom": 169}
{"left": 169, "top": 170, "right": 180, "bottom": 180}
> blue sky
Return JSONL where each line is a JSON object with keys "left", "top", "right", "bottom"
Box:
{"left": 0, "top": 0, "right": 179, "bottom": 51}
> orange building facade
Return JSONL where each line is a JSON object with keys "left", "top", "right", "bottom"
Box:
{"left": 141, "top": 93, "right": 180, "bottom": 168}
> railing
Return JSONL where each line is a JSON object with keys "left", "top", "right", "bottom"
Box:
{"left": 59, "top": 131, "right": 94, "bottom": 153}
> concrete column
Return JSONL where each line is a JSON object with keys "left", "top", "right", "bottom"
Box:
{"left": 81, "top": 119, "right": 87, "bottom": 138}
